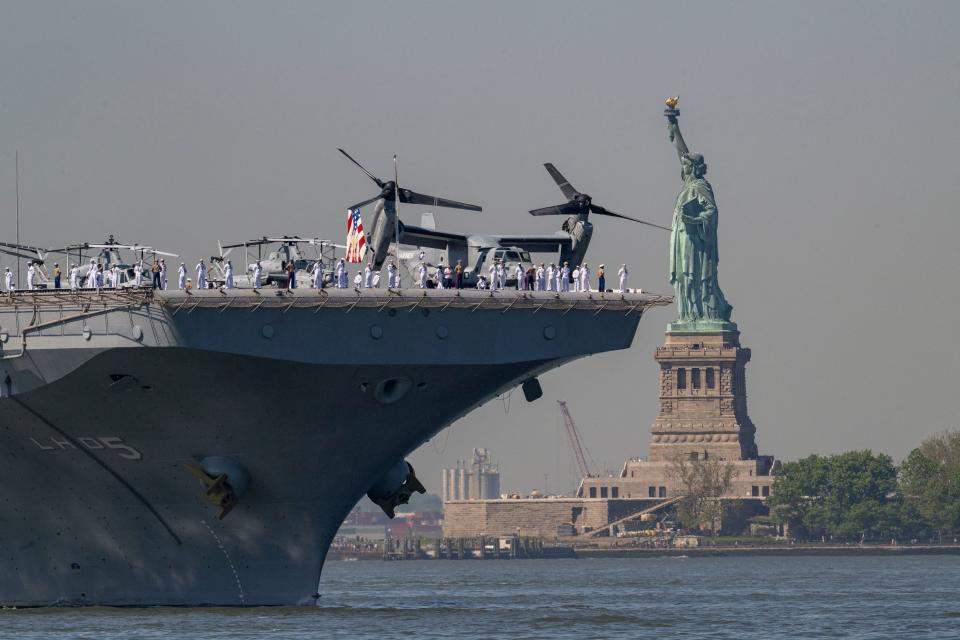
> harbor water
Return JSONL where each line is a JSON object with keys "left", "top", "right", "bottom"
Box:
{"left": 2, "top": 555, "right": 958, "bottom": 639}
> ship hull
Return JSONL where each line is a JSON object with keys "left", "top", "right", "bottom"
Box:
{"left": 0, "top": 289, "right": 666, "bottom": 605}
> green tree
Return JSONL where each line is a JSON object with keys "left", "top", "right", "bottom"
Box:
{"left": 667, "top": 453, "right": 735, "bottom": 536}
{"left": 899, "top": 430, "right": 960, "bottom": 540}
{"left": 769, "top": 451, "right": 898, "bottom": 541}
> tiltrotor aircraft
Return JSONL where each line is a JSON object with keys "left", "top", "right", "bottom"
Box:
{"left": 340, "top": 153, "right": 667, "bottom": 287}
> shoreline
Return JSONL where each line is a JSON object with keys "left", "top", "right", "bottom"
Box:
{"left": 327, "top": 543, "right": 960, "bottom": 561}
{"left": 573, "top": 543, "right": 960, "bottom": 559}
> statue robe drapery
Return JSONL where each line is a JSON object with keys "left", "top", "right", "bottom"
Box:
{"left": 669, "top": 176, "right": 732, "bottom": 322}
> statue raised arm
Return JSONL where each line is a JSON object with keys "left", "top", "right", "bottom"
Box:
{"left": 663, "top": 97, "right": 734, "bottom": 330}
{"left": 664, "top": 96, "right": 689, "bottom": 160}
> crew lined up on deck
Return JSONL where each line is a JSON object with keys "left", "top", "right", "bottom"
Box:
{"left": 3, "top": 256, "right": 633, "bottom": 295}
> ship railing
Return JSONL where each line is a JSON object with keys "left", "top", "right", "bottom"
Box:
{"left": 0, "top": 287, "right": 154, "bottom": 310}
{"left": 0, "top": 287, "right": 673, "bottom": 316}
{"left": 155, "top": 289, "right": 673, "bottom": 316}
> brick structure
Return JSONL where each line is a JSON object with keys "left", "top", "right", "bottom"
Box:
{"left": 441, "top": 498, "right": 673, "bottom": 538}
{"left": 442, "top": 498, "right": 610, "bottom": 538}
{"left": 650, "top": 329, "right": 757, "bottom": 461}
{"left": 579, "top": 328, "right": 775, "bottom": 501}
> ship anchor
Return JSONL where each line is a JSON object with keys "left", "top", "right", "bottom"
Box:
{"left": 184, "top": 457, "right": 250, "bottom": 519}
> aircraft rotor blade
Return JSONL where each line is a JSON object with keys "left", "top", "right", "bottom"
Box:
{"left": 399, "top": 189, "right": 482, "bottom": 212}
{"left": 338, "top": 148, "right": 384, "bottom": 188}
{"left": 544, "top": 163, "right": 579, "bottom": 200}
{"left": 348, "top": 194, "right": 384, "bottom": 211}
{"left": 528, "top": 202, "right": 580, "bottom": 216}
{"left": 0, "top": 247, "right": 41, "bottom": 261}
{"left": 0, "top": 241, "right": 46, "bottom": 253}
{"left": 590, "top": 204, "right": 671, "bottom": 230}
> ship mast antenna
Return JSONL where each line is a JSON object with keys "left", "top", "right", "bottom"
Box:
{"left": 15, "top": 149, "right": 20, "bottom": 284}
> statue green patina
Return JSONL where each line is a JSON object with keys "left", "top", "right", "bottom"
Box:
{"left": 664, "top": 98, "right": 736, "bottom": 332}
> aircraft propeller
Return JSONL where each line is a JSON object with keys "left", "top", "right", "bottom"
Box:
{"left": 338, "top": 148, "right": 482, "bottom": 213}
{"left": 529, "top": 163, "right": 670, "bottom": 231}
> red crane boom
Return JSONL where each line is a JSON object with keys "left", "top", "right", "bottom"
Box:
{"left": 557, "top": 400, "right": 593, "bottom": 478}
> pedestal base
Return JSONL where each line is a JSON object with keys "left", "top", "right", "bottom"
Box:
{"left": 649, "top": 328, "right": 757, "bottom": 462}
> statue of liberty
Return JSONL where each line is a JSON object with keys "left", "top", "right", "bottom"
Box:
{"left": 663, "top": 97, "right": 734, "bottom": 330}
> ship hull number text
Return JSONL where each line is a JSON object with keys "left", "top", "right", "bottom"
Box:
{"left": 29, "top": 436, "right": 143, "bottom": 460}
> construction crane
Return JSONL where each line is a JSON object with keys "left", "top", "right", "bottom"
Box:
{"left": 557, "top": 400, "right": 594, "bottom": 479}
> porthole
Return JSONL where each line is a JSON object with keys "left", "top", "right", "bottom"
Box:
{"left": 543, "top": 326, "right": 556, "bottom": 340}
{"left": 369, "top": 325, "right": 383, "bottom": 339}
{"left": 436, "top": 325, "right": 449, "bottom": 339}
{"left": 261, "top": 325, "right": 275, "bottom": 339}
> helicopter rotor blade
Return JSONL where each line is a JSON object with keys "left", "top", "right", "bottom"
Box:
{"left": 544, "top": 163, "right": 579, "bottom": 200}
{"left": 399, "top": 189, "right": 482, "bottom": 212}
{"left": 338, "top": 148, "right": 385, "bottom": 189}
{"left": 0, "top": 247, "right": 41, "bottom": 262}
{"left": 528, "top": 202, "right": 581, "bottom": 217}
{"left": 590, "top": 204, "right": 671, "bottom": 230}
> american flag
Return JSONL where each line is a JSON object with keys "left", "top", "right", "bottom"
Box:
{"left": 345, "top": 208, "right": 367, "bottom": 263}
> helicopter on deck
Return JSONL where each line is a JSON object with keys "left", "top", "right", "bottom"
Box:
{"left": 0, "top": 235, "right": 179, "bottom": 288}
{"left": 212, "top": 236, "right": 345, "bottom": 288}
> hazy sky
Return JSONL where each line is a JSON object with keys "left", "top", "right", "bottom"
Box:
{"left": 1, "top": 1, "right": 958, "bottom": 494}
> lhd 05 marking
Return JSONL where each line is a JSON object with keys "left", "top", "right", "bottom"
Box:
{"left": 29, "top": 436, "right": 143, "bottom": 460}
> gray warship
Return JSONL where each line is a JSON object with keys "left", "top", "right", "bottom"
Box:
{"left": 0, "top": 285, "right": 669, "bottom": 605}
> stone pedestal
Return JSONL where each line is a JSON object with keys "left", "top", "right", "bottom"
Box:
{"left": 648, "top": 328, "right": 758, "bottom": 462}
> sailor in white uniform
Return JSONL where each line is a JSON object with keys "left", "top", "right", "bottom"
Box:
{"left": 160, "top": 259, "right": 168, "bottom": 290}
{"left": 435, "top": 264, "right": 446, "bottom": 289}
{"left": 195, "top": 260, "right": 206, "bottom": 289}
{"left": 336, "top": 259, "right": 347, "bottom": 288}
{"left": 178, "top": 263, "right": 187, "bottom": 290}
{"left": 363, "top": 263, "right": 372, "bottom": 288}
{"left": 572, "top": 266, "right": 580, "bottom": 292}
{"left": 86, "top": 261, "right": 98, "bottom": 289}
{"left": 372, "top": 270, "right": 381, "bottom": 288}
{"left": 560, "top": 262, "right": 570, "bottom": 292}
{"left": 69, "top": 264, "right": 79, "bottom": 290}
{"left": 4, "top": 267, "right": 14, "bottom": 291}
{"left": 26, "top": 263, "right": 36, "bottom": 290}
{"left": 224, "top": 260, "right": 235, "bottom": 289}
{"left": 110, "top": 264, "right": 121, "bottom": 288}
{"left": 618, "top": 264, "right": 628, "bottom": 293}
{"left": 386, "top": 262, "right": 397, "bottom": 288}
{"left": 134, "top": 261, "right": 144, "bottom": 287}
{"left": 488, "top": 261, "right": 498, "bottom": 291}
{"left": 252, "top": 261, "right": 262, "bottom": 289}
{"left": 418, "top": 262, "right": 428, "bottom": 289}
{"left": 353, "top": 271, "right": 363, "bottom": 289}
{"left": 515, "top": 264, "right": 525, "bottom": 290}
{"left": 312, "top": 259, "right": 324, "bottom": 289}
{"left": 536, "top": 264, "right": 545, "bottom": 291}
{"left": 580, "top": 263, "right": 590, "bottom": 292}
